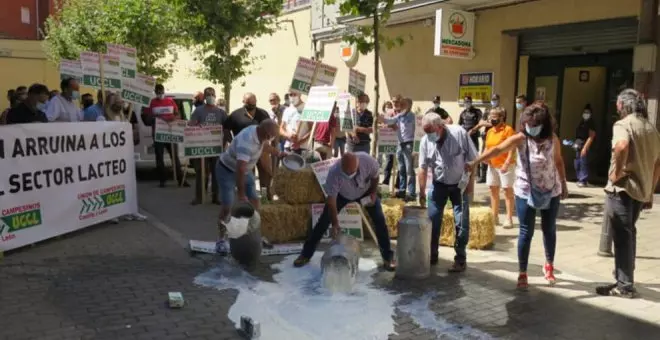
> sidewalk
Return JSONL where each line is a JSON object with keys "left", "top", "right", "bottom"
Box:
{"left": 137, "top": 179, "right": 660, "bottom": 338}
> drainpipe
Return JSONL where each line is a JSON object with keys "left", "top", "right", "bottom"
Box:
{"left": 35, "top": 0, "right": 40, "bottom": 39}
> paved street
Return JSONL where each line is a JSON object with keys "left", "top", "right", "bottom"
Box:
{"left": 1, "top": 175, "right": 659, "bottom": 339}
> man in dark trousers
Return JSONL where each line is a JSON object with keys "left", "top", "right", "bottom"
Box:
{"left": 458, "top": 95, "right": 483, "bottom": 153}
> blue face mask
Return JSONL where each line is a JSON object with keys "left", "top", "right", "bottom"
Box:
{"left": 36, "top": 102, "right": 47, "bottom": 112}
{"left": 516, "top": 103, "right": 524, "bottom": 110}
{"left": 525, "top": 123, "right": 543, "bottom": 137}
{"left": 72, "top": 91, "right": 80, "bottom": 100}
{"left": 427, "top": 132, "right": 439, "bottom": 143}
{"left": 491, "top": 100, "right": 499, "bottom": 107}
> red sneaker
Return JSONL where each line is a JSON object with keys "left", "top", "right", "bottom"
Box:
{"left": 543, "top": 263, "right": 556, "bottom": 285}
{"left": 517, "top": 273, "right": 528, "bottom": 290}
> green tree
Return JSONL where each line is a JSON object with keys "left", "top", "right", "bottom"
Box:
{"left": 175, "top": 0, "right": 282, "bottom": 109}
{"left": 325, "top": 0, "right": 408, "bottom": 155}
{"left": 43, "top": 0, "right": 184, "bottom": 81}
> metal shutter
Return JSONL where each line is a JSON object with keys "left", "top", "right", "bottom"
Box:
{"left": 519, "top": 17, "right": 638, "bottom": 57}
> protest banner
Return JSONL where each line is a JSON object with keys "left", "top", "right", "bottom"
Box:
{"left": 348, "top": 69, "right": 366, "bottom": 97}
{"left": 311, "top": 203, "right": 364, "bottom": 241}
{"left": 154, "top": 120, "right": 186, "bottom": 144}
{"left": 377, "top": 128, "right": 398, "bottom": 154}
{"left": 300, "top": 86, "right": 338, "bottom": 122}
{"left": 309, "top": 158, "right": 338, "bottom": 196}
{"left": 106, "top": 43, "right": 137, "bottom": 80}
{"left": 336, "top": 92, "right": 354, "bottom": 131}
{"left": 183, "top": 125, "right": 223, "bottom": 158}
{"left": 289, "top": 57, "right": 337, "bottom": 95}
{"left": 80, "top": 51, "right": 122, "bottom": 90}
{"left": 122, "top": 73, "right": 155, "bottom": 106}
{"left": 0, "top": 122, "right": 138, "bottom": 251}
{"left": 59, "top": 59, "right": 83, "bottom": 83}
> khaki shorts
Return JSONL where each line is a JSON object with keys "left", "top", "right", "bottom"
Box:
{"left": 486, "top": 165, "right": 516, "bottom": 188}
{"left": 315, "top": 144, "right": 333, "bottom": 160}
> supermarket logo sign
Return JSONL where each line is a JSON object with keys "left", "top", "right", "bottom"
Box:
{"left": 78, "top": 185, "right": 126, "bottom": 221}
{"left": 0, "top": 203, "right": 43, "bottom": 242}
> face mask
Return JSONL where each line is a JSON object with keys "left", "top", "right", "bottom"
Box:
{"left": 525, "top": 123, "right": 543, "bottom": 137}
{"left": 291, "top": 97, "right": 300, "bottom": 106}
{"left": 465, "top": 102, "right": 472, "bottom": 108}
{"left": 111, "top": 104, "right": 122, "bottom": 112}
{"left": 36, "top": 102, "right": 47, "bottom": 112}
{"left": 245, "top": 103, "right": 256, "bottom": 111}
{"left": 194, "top": 101, "right": 204, "bottom": 107}
{"left": 205, "top": 96, "right": 215, "bottom": 105}
{"left": 72, "top": 91, "right": 80, "bottom": 100}
{"left": 491, "top": 100, "right": 499, "bottom": 107}
{"left": 342, "top": 171, "right": 356, "bottom": 179}
{"left": 358, "top": 103, "right": 367, "bottom": 111}
{"left": 433, "top": 103, "right": 440, "bottom": 108}
{"left": 490, "top": 119, "right": 500, "bottom": 126}
{"left": 582, "top": 113, "right": 591, "bottom": 120}
{"left": 218, "top": 106, "right": 226, "bottom": 111}
{"left": 157, "top": 94, "right": 164, "bottom": 99}
{"left": 426, "top": 132, "right": 439, "bottom": 143}
{"left": 516, "top": 103, "right": 524, "bottom": 110}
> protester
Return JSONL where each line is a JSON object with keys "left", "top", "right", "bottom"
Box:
{"left": 293, "top": 152, "right": 395, "bottom": 271}
{"left": 0, "top": 89, "right": 18, "bottom": 124}
{"left": 83, "top": 90, "right": 106, "bottom": 122}
{"left": 189, "top": 87, "right": 227, "bottom": 205}
{"left": 466, "top": 101, "right": 568, "bottom": 290}
{"left": 595, "top": 89, "right": 660, "bottom": 298}
{"left": 574, "top": 104, "right": 596, "bottom": 187}
{"left": 6, "top": 89, "right": 15, "bottom": 107}
{"left": 346, "top": 93, "right": 373, "bottom": 153}
{"left": 224, "top": 93, "right": 272, "bottom": 198}
{"left": 98, "top": 92, "right": 126, "bottom": 121}
{"left": 381, "top": 101, "right": 398, "bottom": 186}
{"left": 281, "top": 91, "right": 305, "bottom": 154}
{"left": 515, "top": 94, "right": 528, "bottom": 112}
{"left": 417, "top": 112, "right": 477, "bottom": 272}
{"left": 5, "top": 84, "right": 49, "bottom": 124}
{"left": 81, "top": 93, "right": 94, "bottom": 110}
{"left": 46, "top": 77, "right": 82, "bottom": 122}
{"left": 380, "top": 95, "right": 416, "bottom": 201}
{"left": 482, "top": 107, "right": 516, "bottom": 228}
{"left": 14, "top": 86, "right": 27, "bottom": 105}
{"left": 146, "top": 83, "right": 189, "bottom": 188}
{"left": 313, "top": 104, "right": 339, "bottom": 160}
{"left": 473, "top": 94, "right": 502, "bottom": 183}
{"left": 268, "top": 93, "right": 287, "bottom": 167}
{"left": 458, "top": 95, "right": 483, "bottom": 153}
{"left": 193, "top": 91, "right": 204, "bottom": 109}
{"left": 215, "top": 98, "right": 227, "bottom": 112}
{"left": 429, "top": 95, "right": 453, "bottom": 124}
{"left": 215, "top": 120, "right": 285, "bottom": 253}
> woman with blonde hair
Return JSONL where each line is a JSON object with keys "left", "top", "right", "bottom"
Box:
{"left": 466, "top": 102, "right": 568, "bottom": 290}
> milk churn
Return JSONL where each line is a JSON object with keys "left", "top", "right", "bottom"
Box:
{"left": 321, "top": 234, "right": 360, "bottom": 292}
{"left": 395, "top": 207, "right": 431, "bottom": 280}
{"left": 228, "top": 202, "right": 263, "bottom": 270}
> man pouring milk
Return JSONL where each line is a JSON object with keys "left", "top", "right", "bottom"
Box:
{"left": 215, "top": 119, "right": 286, "bottom": 253}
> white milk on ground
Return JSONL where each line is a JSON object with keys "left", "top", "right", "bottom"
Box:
{"left": 321, "top": 258, "right": 354, "bottom": 293}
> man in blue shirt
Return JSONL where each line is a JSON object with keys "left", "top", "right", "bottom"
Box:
{"left": 380, "top": 96, "right": 416, "bottom": 201}
{"left": 418, "top": 112, "right": 477, "bottom": 273}
{"left": 83, "top": 90, "right": 106, "bottom": 121}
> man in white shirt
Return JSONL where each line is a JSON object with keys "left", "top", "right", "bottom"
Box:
{"left": 280, "top": 91, "right": 311, "bottom": 154}
{"left": 46, "top": 77, "right": 82, "bottom": 122}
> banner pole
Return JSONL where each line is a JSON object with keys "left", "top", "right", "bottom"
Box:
{"left": 200, "top": 158, "right": 206, "bottom": 203}
{"left": 296, "top": 59, "right": 321, "bottom": 153}
{"left": 99, "top": 53, "right": 106, "bottom": 106}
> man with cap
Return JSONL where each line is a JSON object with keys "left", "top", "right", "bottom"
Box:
{"left": 458, "top": 95, "right": 483, "bottom": 152}
{"left": 469, "top": 94, "right": 502, "bottom": 183}
{"left": 429, "top": 96, "right": 453, "bottom": 124}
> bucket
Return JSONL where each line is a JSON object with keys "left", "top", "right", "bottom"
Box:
{"left": 321, "top": 235, "right": 360, "bottom": 293}
{"left": 228, "top": 202, "right": 262, "bottom": 270}
{"left": 395, "top": 207, "right": 431, "bottom": 280}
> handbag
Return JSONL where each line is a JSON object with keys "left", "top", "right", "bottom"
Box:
{"left": 523, "top": 138, "right": 556, "bottom": 210}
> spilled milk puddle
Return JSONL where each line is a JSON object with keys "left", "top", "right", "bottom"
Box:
{"left": 194, "top": 253, "right": 494, "bottom": 340}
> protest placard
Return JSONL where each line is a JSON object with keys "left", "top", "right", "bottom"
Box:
{"left": 154, "top": 120, "right": 186, "bottom": 144}
{"left": 183, "top": 125, "right": 223, "bottom": 158}
{"left": 80, "top": 51, "right": 122, "bottom": 89}
{"left": 311, "top": 203, "right": 364, "bottom": 241}
{"left": 300, "top": 86, "right": 338, "bottom": 122}
{"left": 348, "top": 69, "right": 366, "bottom": 97}
{"left": 377, "top": 128, "right": 398, "bottom": 154}
{"left": 122, "top": 73, "right": 155, "bottom": 106}
{"left": 0, "top": 122, "right": 138, "bottom": 251}
{"left": 336, "top": 92, "right": 354, "bottom": 131}
{"left": 289, "top": 57, "right": 337, "bottom": 95}
{"left": 59, "top": 59, "right": 83, "bottom": 83}
{"left": 106, "top": 43, "right": 137, "bottom": 80}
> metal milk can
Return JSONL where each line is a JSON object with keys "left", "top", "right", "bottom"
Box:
{"left": 395, "top": 207, "right": 431, "bottom": 280}
{"left": 321, "top": 234, "right": 360, "bottom": 291}
{"left": 228, "top": 202, "right": 262, "bottom": 270}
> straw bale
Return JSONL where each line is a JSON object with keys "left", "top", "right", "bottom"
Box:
{"left": 217, "top": 203, "right": 311, "bottom": 244}
{"left": 272, "top": 167, "right": 325, "bottom": 204}
{"left": 381, "top": 198, "right": 405, "bottom": 238}
{"left": 439, "top": 206, "right": 495, "bottom": 250}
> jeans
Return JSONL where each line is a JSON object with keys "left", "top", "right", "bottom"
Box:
{"left": 192, "top": 157, "right": 218, "bottom": 202}
{"left": 396, "top": 141, "right": 416, "bottom": 196}
{"left": 605, "top": 191, "right": 642, "bottom": 292}
{"left": 598, "top": 214, "right": 613, "bottom": 253}
{"left": 333, "top": 137, "right": 346, "bottom": 158}
{"left": 215, "top": 160, "right": 258, "bottom": 208}
{"left": 301, "top": 194, "right": 393, "bottom": 262}
{"left": 154, "top": 142, "right": 184, "bottom": 184}
{"left": 515, "top": 195, "right": 560, "bottom": 272}
{"left": 382, "top": 154, "right": 394, "bottom": 185}
{"left": 427, "top": 182, "right": 470, "bottom": 264}
{"left": 574, "top": 151, "right": 588, "bottom": 184}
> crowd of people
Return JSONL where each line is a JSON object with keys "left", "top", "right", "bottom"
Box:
{"left": 2, "top": 78, "right": 659, "bottom": 298}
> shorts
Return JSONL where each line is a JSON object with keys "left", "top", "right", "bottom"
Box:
{"left": 216, "top": 160, "right": 259, "bottom": 207}
{"left": 486, "top": 164, "right": 516, "bottom": 188}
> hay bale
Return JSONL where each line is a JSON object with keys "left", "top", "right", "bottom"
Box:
{"left": 272, "top": 167, "right": 325, "bottom": 204}
{"left": 382, "top": 198, "right": 405, "bottom": 238}
{"left": 439, "top": 206, "right": 495, "bottom": 250}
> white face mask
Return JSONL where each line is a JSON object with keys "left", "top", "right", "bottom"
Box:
{"left": 218, "top": 106, "right": 226, "bottom": 111}
{"left": 205, "top": 96, "right": 215, "bottom": 105}
{"left": 157, "top": 94, "right": 164, "bottom": 99}
{"left": 358, "top": 103, "right": 367, "bottom": 111}
{"left": 582, "top": 112, "right": 591, "bottom": 120}
{"left": 291, "top": 96, "right": 300, "bottom": 106}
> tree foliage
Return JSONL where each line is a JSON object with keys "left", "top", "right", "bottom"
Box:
{"left": 175, "top": 0, "right": 282, "bottom": 108}
{"left": 43, "top": 0, "right": 184, "bottom": 81}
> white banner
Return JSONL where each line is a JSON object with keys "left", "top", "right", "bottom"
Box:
{"left": 289, "top": 57, "right": 337, "bottom": 95}
{"left": 59, "top": 59, "right": 83, "bottom": 83}
{"left": 300, "top": 86, "right": 339, "bottom": 122}
{"left": 183, "top": 125, "right": 223, "bottom": 158}
{"left": 154, "top": 119, "right": 186, "bottom": 143}
{"left": 0, "top": 122, "right": 138, "bottom": 251}
{"left": 312, "top": 203, "right": 363, "bottom": 241}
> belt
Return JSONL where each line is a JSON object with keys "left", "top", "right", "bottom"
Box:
{"left": 314, "top": 140, "right": 331, "bottom": 147}
{"left": 219, "top": 160, "right": 234, "bottom": 173}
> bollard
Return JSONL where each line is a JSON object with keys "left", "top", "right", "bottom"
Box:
{"left": 395, "top": 207, "right": 431, "bottom": 280}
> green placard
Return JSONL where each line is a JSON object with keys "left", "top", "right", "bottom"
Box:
{"left": 0, "top": 209, "right": 42, "bottom": 233}
{"left": 378, "top": 145, "right": 397, "bottom": 154}
{"left": 121, "top": 68, "right": 136, "bottom": 79}
{"left": 300, "top": 109, "right": 331, "bottom": 122}
{"left": 154, "top": 132, "right": 184, "bottom": 144}
{"left": 184, "top": 146, "right": 223, "bottom": 157}
{"left": 290, "top": 79, "right": 311, "bottom": 94}
{"left": 121, "top": 89, "right": 150, "bottom": 105}
{"left": 83, "top": 75, "right": 121, "bottom": 89}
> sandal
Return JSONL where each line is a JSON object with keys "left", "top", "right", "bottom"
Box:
{"left": 293, "top": 256, "right": 310, "bottom": 268}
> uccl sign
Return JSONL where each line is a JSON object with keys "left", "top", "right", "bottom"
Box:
{"left": 434, "top": 8, "right": 475, "bottom": 60}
